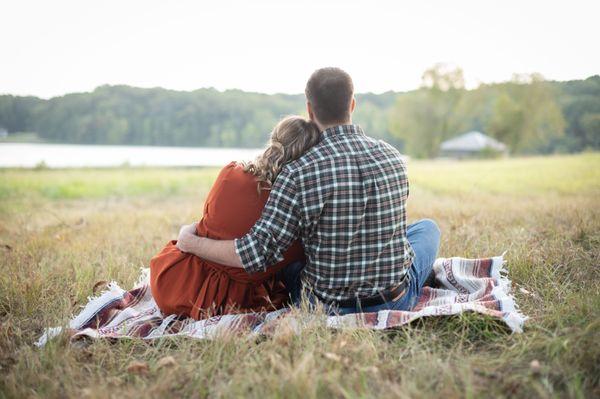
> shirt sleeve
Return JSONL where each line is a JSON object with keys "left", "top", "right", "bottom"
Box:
{"left": 234, "top": 168, "right": 301, "bottom": 273}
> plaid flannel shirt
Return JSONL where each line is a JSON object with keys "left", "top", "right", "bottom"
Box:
{"left": 234, "top": 124, "right": 414, "bottom": 302}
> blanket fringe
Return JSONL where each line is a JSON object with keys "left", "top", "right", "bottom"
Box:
{"left": 490, "top": 253, "right": 529, "bottom": 333}
{"left": 71, "top": 281, "right": 125, "bottom": 329}
{"left": 35, "top": 280, "right": 125, "bottom": 347}
{"left": 134, "top": 267, "right": 151, "bottom": 288}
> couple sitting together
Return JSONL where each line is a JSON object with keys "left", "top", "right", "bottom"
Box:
{"left": 150, "top": 67, "right": 441, "bottom": 319}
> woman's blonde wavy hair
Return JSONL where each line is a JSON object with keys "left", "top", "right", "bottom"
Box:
{"left": 244, "top": 115, "right": 320, "bottom": 192}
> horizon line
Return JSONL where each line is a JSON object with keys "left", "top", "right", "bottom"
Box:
{"left": 1, "top": 74, "right": 598, "bottom": 100}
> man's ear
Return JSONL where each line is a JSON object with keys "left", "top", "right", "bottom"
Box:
{"left": 350, "top": 97, "right": 356, "bottom": 114}
{"left": 306, "top": 101, "right": 315, "bottom": 121}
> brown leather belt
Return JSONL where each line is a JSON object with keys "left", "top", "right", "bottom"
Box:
{"left": 316, "top": 274, "right": 410, "bottom": 309}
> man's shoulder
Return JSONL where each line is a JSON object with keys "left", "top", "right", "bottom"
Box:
{"left": 376, "top": 139, "right": 405, "bottom": 160}
{"left": 283, "top": 130, "right": 406, "bottom": 174}
{"left": 352, "top": 133, "right": 407, "bottom": 168}
{"left": 283, "top": 139, "right": 332, "bottom": 173}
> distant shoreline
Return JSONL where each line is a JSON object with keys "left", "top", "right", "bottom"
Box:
{"left": 0, "top": 132, "right": 266, "bottom": 149}
{"left": 0, "top": 142, "right": 264, "bottom": 168}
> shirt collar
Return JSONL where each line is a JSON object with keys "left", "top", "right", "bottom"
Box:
{"left": 321, "top": 124, "right": 364, "bottom": 140}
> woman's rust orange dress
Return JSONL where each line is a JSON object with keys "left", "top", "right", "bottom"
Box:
{"left": 149, "top": 162, "right": 304, "bottom": 320}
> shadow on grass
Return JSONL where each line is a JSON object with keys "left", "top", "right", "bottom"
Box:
{"left": 383, "top": 312, "right": 514, "bottom": 347}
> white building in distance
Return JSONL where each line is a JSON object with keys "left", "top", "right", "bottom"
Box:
{"left": 440, "top": 131, "right": 508, "bottom": 158}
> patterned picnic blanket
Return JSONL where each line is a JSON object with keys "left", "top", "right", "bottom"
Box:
{"left": 36, "top": 255, "right": 527, "bottom": 346}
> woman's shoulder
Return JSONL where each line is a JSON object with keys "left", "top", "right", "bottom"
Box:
{"left": 213, "top": 161, "right": 262, "bottom": 195}
{"left": 218, "top": 161, "right": 254, "bottom": 181}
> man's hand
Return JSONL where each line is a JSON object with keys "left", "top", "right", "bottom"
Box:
{"left": 174, "top": 222, "right": 245, "bottom": 269}
{"left": 176, "top": 222, "right": 199, "bottom": 253}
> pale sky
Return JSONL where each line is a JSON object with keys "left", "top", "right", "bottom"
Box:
{"left": 1, "top": 0, "right": 599, "bottom": 98}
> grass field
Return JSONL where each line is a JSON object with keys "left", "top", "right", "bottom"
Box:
{"left": 0, "top": 153, "right": 599, "bottom": 398}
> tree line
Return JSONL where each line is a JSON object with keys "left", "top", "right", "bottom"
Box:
{"left": 0, "top": 68, "right": 598, "bottom": 157}
{"left": 392, "top": 65, "right": 598, "bottom": 157}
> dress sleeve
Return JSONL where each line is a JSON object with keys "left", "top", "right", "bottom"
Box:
{"left": 234, "top": 167, "right": 300, "bottom": 273}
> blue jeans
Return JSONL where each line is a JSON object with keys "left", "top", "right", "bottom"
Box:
{"left": 281, "top": 219, "right": 441, "bottom": 315}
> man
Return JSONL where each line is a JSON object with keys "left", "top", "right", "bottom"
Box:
{"left": 176, "top": 67, "right": 440, "bottom": 314}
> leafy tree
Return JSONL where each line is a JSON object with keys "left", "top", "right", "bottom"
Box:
{"left": 554, "top": 76, "right": 600, "bottom": 151}
{"left": 391, "top": 64, "right": 466, "bottom": 157}
{"left": 487, "top": 75, "right": 565, "bottom": 153}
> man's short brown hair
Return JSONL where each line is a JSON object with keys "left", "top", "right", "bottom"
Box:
{"left": 305, "top": 67, "right": 354, "bottom": 126}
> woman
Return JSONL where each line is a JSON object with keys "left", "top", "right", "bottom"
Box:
{"left": 150, "top": 116, "right": 320, "bottom": 320}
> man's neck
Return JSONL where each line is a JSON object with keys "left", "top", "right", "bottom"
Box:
{"left": 317, "top": 120, "right": 352, "bottom": 133}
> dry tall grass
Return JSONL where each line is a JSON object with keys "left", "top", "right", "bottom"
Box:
{"left": 1, "top": 154, "right": 598, "bottom": 398}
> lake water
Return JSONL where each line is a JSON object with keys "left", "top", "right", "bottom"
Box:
{"left": 0, "top": 143, "right": 265, "bottom": 168}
